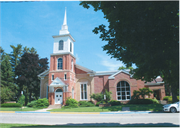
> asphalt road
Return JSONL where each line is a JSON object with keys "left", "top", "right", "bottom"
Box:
{"left": 0, "top": 112, "right": 179, "bottom": 127}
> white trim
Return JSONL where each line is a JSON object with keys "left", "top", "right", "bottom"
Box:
{"left": 144, "top": 82, "right": 164, "bottom": 86}
{"left": 80, "top": 82, "right": 88, "bottom": 100}
{"left": 51, "top": 52, "right": 76, "bottom": 59}
{"left": 55, "top": 88, "right": 63, "bottom": 104}
{"left": 52, "top": 34, "right": 75, "bottom": 42}
{"left": 116, "top": 81, "right": 131, "bottom": 101}
{"left": 75, "top": 64, "right": 94, "bottom": 73}
{"left": 108, "top": 70, "right": 133, "bottom": 79}
{"left": 57, "top": 57, "right": 63, "bottom": 70}
{"left": 64, "top": 73, "right": 67, "bottom": 81}
{"left": 38, "top": 69, "right": 49, "bottom": 78}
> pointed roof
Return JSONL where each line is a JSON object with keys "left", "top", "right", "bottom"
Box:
{"left": 49, "top": 77, "right": 67, "bottom": 87}
{"left": 59, "top": 8, "right": 70, "bottom": 35}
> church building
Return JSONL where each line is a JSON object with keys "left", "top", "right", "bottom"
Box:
{"left": 38, "top": 9, "right": 166, "bottom": 105}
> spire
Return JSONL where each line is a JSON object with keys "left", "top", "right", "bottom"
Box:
{"left": 59, "top": 7, "right": 69, "bottom": 35}
{"left": 63, "top": 7, "right": 67, "bottom": 25}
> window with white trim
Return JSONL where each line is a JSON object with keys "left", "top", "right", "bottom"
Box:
{"left": 52, "top": 74, "right": 54, "bottom": 81}
{"left": 64, "top": 73, "right": 67, "bottom": 81}
{"left": 59, "top": 40, "right": 63, "bottom": 50}
{"left": 117, "top": 81, "right": 131, "bottom": 100}
{"left": 57, "top": 58, "right": 63, "bottom": 70}
{"left": 80, "top": 83, "right": 87, "bottom": 100}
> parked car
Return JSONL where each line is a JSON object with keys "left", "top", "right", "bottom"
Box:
{"left": 163, "top": 102, "right": 179, "bottom": 113}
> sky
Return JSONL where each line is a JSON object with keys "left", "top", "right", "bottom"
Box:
{"left": 1, "top": 1, "right": 132, "bottom": 72}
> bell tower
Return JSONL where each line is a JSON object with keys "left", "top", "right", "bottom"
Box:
{"left": 48, "top": 8, "right": 76, "bottom": 105}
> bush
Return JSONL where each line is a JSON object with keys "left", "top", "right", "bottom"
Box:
{"left": 109, "top": 100, "right": 121, "bottom": 106}
{"left": 163, "top": 96, "right": 179, "bottom": 103}
{"left": 1, "top": 103, "right": 21, "bottom": 107}
{"left": 65, "top": 97, "right": 78, "bottom": 108}
{"left": 96, "top": 101, "right": 106, "bottom": 106}
{"left": 17, "top": 94, "right": 25, "bottom": 107}
{"left": 128, "top": 98, "right": 159, "bottom": 104}
{"left": 35, "top": 98, "right": 49, "bottom": 108}
{"left": 27, "top": 100, "right": 37, "bottom": 107}
{"left": 78, "top": 101, "right": 95, "bottom": 107}
{"left": 163, "top": 96, "right": 170, "bottom": 101}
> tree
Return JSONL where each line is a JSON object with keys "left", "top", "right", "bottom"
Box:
{"left": 118, "top": 66, "right": 133, "bottom": 70}
{"left": 15, "top": 52, "right": 48, "bottom": 104}
{"left": 10, "top": 44, "right": 22, "bottom": 73}
{"left": 139, "top": 88, "right": 153, "bottom": 99}
{"left": 0, "top": 87, "right": 15, "bottom": 103}
{"left": 1, "top": 54, "right": 17, "bottom": 92}
{"left": 80, "top": 1, "right": 179, "bottom": 102}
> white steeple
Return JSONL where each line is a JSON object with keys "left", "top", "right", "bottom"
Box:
{"left": 59, "top": 8, "right": 70, "bottom": 35}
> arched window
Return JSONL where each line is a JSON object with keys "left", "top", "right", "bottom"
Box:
{"left": 56, "top": 89, "right": 63, "bottom": 92}
{"left": 57, "top": 58, "right": 63, "bottom": 70}
{"left": 117, "top": 81, "right": 131, "bottom": 100}
{"left": 59, "top": 40, "right": 63, "bottom": 50}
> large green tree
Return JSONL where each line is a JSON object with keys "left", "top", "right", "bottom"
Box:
{"left": 15, "top": 52, "right": 48, "bottom": 104}
{"left": 80, "top": 1, "right": 179, "bottom": 102}
{"left": 0, "top": 50, "right": 16, "bottom": 102}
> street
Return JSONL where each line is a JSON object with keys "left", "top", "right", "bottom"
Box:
{"left": 0, "top": 112, "right": 179, "bottom": 127}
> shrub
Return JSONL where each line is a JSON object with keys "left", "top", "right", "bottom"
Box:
{"left": 128, "top": 99, "right": 159, "bottom": 104}
{"left": 96, "top": 101, "right": 106, "bottom": 106}
{"left": 65, "top": 97, "right": 78, "bottom": 108}
{"left": 90, "top": 90, "right": 112, "bottom": 103}
{"left": 109, "top": 100, "right": 121, "bottom": 106}
{"left": 163, "top": 96, "right": 170, "bottom": 101}
{"left": 1, "top": 103, "right": 21, "bottom": 107}
{"left": 163, "top": 96, "right": 179, "bottom": 103}
{"left": 27, "top": 100, "right": 37, "bottom": 107}
{"left": 35, "top": 98, "right": 49, "bottom": 108}
{"left": 78, "top": 101, "right": 95, "bottom": 107}
{"left": 17, "top": 94, "right": 25, "bottom": 107}
{"left": 90, "top": 93, "right": 103, "bottom": 102}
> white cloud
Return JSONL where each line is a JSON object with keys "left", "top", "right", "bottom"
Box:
{"left": 97, "top": 54, "right": 125, "bottom": 71}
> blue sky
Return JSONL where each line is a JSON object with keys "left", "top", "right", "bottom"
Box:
{"left": 1, "top": 1, "right": 129, "bottom": 72}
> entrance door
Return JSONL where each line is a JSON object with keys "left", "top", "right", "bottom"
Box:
{"left": 153, "top": 90, "right": 160, "bottom": 100}
{"left": 55, "top": 89, "right": 63, "bottom": 104}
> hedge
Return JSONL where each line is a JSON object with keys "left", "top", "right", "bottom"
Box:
{"left": 27, "top": 100, "right": 37, "bottom": 107}
{"left": 109, "top": 100, "right": 121, "bottom": 106}
{"left": 1, "top": 103, "right": 21, "bottom": 107}
{"left": 78, "top": 101, "right": 95, "bottom": 107}
{"left": 128, "top": 98, "right": 159, "bottom": 104}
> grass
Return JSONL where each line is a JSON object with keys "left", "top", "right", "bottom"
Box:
{"left": 48, "top": 104, "right": 163, "bottom": 112}
{"left": 0, "top": 107, "right": 41, "bottom": 111}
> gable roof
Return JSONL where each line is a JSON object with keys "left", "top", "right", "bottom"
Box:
{"left": 38, "top": 69, "right": 49, "bottom": 78}
{"left": 75, "top": 64, "right": 95, "bottom": 73}
{"left": 108, "top": 70, "right": 133, "bottom": 79}
{"left": 49, "top": 77, "right": 67, "bottom": 87}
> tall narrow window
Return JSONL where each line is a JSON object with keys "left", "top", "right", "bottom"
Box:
{"left": 57, "top": 58, "right": 63, "bottom": 70}
{"left": 71, "top": 59, "right": 73, "bottom": 72}
{"left": 70, "top": 42, "right": 72, "bottom": 52}
{"left": 59, "top": 40, "right": 63, "bottom": 50}
{"left": 117, "top": 81, "right": 131, "bottom": 100}
{"left": 52, "top": 75, "right": 54, "bottom": 81}
{"left": 64, "top": 73, "right": 67, "bottom": 81}
{"left": 80, "top": 83, "right": 87, "bottom": 100}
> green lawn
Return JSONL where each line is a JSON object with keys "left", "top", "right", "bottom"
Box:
{"left": 0, "top": 107, "right": 41, "bottom": 111}
{"left": 1, "top": 123, "right": 177, "bottom": 128}
{"left": 49, "top": 104, "right": 163, "bottom": 112}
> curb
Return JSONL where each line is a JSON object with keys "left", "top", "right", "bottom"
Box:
{"left": 0, "top": 111, "right": 152, "bottom": 114}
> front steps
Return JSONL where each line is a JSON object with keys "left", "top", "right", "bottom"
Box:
{"left": 47, "top": 104, "right": 62, "bottom": 109}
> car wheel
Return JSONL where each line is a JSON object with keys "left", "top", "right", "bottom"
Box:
{"left": 170, "top": 107, "right": 177, "bottom": 113}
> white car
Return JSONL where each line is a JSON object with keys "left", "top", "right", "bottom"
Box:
{"left": 163, "top": 102, "right": 179, "bottom": 113}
